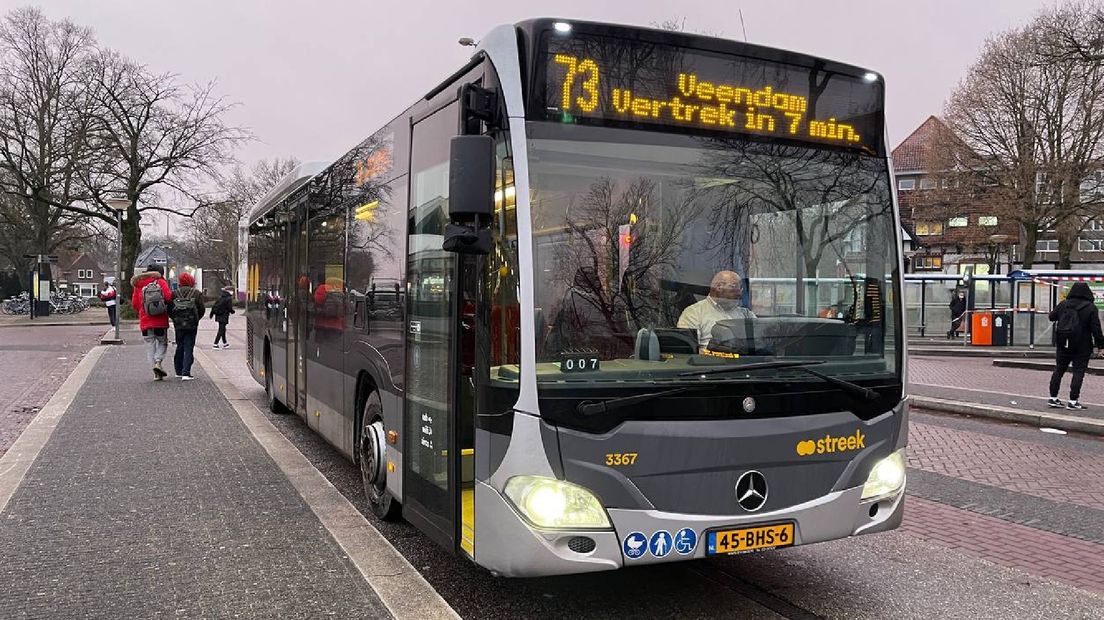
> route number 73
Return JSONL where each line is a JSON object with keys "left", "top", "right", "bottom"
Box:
{"left": 553, "top": 54, "right": 600, "bottom": 113}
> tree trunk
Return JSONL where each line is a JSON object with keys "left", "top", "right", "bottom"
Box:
{"left": 119, "top": 205, "right": 142, "bottom": 301}
{"left": 1021, "top": 224, "right": 1038, "bottom": 268}
{"left": 1057, "top": 238, "right": 1073, "bottom": 269}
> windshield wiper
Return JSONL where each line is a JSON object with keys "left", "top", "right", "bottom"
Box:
{"left": 679, "top": 360, "right": 878, "bottom": 401}
{"left": 576, "top": 387, "right": 699, "bottom": 416}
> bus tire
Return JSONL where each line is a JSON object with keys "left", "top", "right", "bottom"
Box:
{"left": 359, "top": 390, "right": 401, "bottom": 521}
{"left": 264, "top": 347, "right": 288, "bottom": 415}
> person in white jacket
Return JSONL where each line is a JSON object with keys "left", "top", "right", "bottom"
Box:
{"left": 98, "top": 280, "right": 118, "bottom": 326}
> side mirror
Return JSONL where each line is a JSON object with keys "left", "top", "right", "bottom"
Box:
{"left": 444, "top": 135, "right": 494, "bottom": 255}
{"left": 448, "top": 135, "right": 494, "bottom": 220}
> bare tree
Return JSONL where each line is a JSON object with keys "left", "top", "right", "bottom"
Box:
{"left": 0, "top": 8, "right": 99, "bottom": 283}
{"left": 81, "top": 51, "right": 250, "bottom": 296}
{"left": 941, "top": 2, "right": 1104, "bottom": 268}
{"left": 185, "top": 157, "right": 298, "bottom": 286}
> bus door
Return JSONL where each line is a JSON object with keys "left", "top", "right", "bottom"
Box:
{"left": 287, "top": 200, "right": 309, "bottom": 415}
{"left": 403, "top": 93, "right": 481, "bottom": 555}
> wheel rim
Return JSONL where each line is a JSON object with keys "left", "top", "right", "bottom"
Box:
{"left": 360, "top": 420, "right": 386, "bottom": 497}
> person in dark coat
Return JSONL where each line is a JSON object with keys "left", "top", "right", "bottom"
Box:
{"left": 948, "top": 288, "right": 967, "bottom": 339}
{"left": 1047, "top": 282, "right": 1104, "bottom": 410}
{"left": 171, "top": 272, "right": 205, "bottom": 379}
{"left": 210, "top": 286, "right": 236, "bottom": 349}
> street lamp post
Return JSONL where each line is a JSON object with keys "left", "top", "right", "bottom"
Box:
{"left": 106, "top": 199, "right": 131, "bottom": 343}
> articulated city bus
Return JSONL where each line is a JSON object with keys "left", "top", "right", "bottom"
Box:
{"left": 245, "top": 18, "right": 907, "bottom": 577}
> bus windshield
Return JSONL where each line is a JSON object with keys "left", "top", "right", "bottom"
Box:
{"left": 525, "top": 122, "right": 899, "bottom": 389}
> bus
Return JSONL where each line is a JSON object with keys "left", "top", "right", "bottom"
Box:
{"left": 245, "top": 18, "right": 907, "bottom": 578}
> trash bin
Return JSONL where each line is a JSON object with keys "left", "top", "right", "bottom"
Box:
{"left": 971, "top": 311, "right": 993, "bottom": 346}
{"left": 991, "top": 310, "right": 1012, "bottom": 346}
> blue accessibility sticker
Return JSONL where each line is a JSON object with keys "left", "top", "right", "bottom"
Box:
{"left": 673, "top": 528, "right": 698, "bottom": 555}
{"left": 622, "top": 531, "right": 647, "bottom": 560}
{"left": 649, "top": 530, "right": 673, "bottom": 558}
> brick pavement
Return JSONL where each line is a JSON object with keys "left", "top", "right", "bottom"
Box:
{"left": 910, "top": 356, "right": 1104, "bottom": 405}
{"left": 0, "top": 336, "right": 390, "bottom": 618}
{"left": 0, "top": 325, "right": 104, "bottom": 457}
{"left": 908, "top": 420, "right": 1104, "bottom": 511}
{"left": 900, "top": 496, "right": 1104, "bottom": 593}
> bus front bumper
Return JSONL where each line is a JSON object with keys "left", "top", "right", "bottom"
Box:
{"left": 473, "top": 480, "right": 904, "bottom": 577}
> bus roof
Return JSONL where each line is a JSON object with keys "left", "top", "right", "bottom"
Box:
{"left": 247, "top": 161, "right": 329, "bottom": 225}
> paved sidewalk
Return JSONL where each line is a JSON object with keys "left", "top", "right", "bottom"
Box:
{"left": 0, "top": 331, "right": 390, "bottom": 618}
{"left": 910, "top": 355, "right": 1104, "bottom": 433}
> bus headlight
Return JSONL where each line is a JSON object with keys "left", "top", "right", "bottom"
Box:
{"left": 861, "top": 449, "right": 906, "bottom": 500}
{"left": 503, "top": 476, "right": 611, "bottom": 529}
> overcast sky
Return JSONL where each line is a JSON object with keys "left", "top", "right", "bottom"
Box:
{"left": 15, "top": 1, "right": 1052, "bottom": 169}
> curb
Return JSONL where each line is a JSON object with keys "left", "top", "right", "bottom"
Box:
{"left": 993, "top": 359, "right": 1104, "bottom": 376}
{"left": 911, "top": 395, "right": 1104, "bottom": 436}
{"left": 194, "top": 349, "right": 460, "bottom": 620}
{"left": 0, "top": 346, "right": 106, "bottom": 514}
{"left": 0, "top": 320, "right": 110, "bottom": 328}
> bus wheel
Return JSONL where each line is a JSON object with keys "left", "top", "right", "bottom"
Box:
{"left": 359, "top": 391, "right": 401, "bottom": 520}
{"left": 264, "top": 349, "right": 287, "bottom": 414}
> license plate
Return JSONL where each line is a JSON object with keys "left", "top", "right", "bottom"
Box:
{"left": 706, "top": 523, "right": 795, "bottom": 555}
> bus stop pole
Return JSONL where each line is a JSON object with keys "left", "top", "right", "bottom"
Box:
{"left": 919, "top": 280, "right": 926, "bottom": 338}
{"left": 1029, "top": 283, "right": 1036, "bottom": 348}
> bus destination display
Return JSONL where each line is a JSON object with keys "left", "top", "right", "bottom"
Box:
{"left": 539, "top": 33, "right": 882, "bottom": 152}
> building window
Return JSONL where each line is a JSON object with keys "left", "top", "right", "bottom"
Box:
{"left": 1087, "top": 219, "right": 1104, "bottom": 232}
{"left": 1037, "top": 239, "right": 1059, "bottom": 253}
{"left": 76, "top": 269, "right": 92, "bottom": 279}
{"left": 898, "top": 178, "right": 915, "bottom": 191}
{"left": 948, "top": 217, "right": 968, "bottom": 227}
{"left": 978, "top": 216, "right": 998, "bottom": 226}
{"left": 914, "top": 255, "right": 943, "bottom": 270}
{"left": 915, "top": 221, "right": 944, "bottom": 236}
{"left": 1078, "top": 238, "right": 1104, "bottom": 253}
{"left": 919, "top": 178, "right": 937, "bottom": 190}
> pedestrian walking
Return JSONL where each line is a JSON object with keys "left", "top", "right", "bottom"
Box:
{"left": 948, "top": 288, "right": 966, "bottom": 339}
{"left": 1047, "top": 282, "right": 1104, "bottom": 410}
{"left": 98, "top": 280, "right": 118, "bottom": 327}
{"left": 171, "top": 272, "right": 204, "bottom": 380}
{"left": 210, "top": 286, "right": 235, "bottom": 349}
{"left": 131, "top": 264, "right": 173, "bottom": 380}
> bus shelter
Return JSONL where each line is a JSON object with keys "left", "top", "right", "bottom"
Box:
{"left": 905, "top": 270, "right": 1104, "bottom": 347}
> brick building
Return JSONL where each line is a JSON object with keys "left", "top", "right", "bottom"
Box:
{"left": 56, "top": 253, "right": 108, "bottom": 298}
{"left": 892, "top": 116, "right": 1019, "bottom": 275}
{"left": 894, "top": 116, "right": 1104, "bottom": 272}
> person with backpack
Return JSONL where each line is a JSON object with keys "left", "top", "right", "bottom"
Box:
{"left": 131, "top": 264, "right": 173, "bottom": 380}
{"left": 210, "top": 286, "right": 235, "bottom": 349}
{"left": 171, "top": 272, "right": 205, "bottom": 380}
{"left": 1048, "top": 282, "right": 1104, "bottom": 410}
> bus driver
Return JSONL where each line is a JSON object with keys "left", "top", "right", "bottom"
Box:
{"left": 677, "top": 270, "right": 757, "bottom": 348}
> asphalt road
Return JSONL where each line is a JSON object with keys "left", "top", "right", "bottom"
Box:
{"left": 197, "top": 318, "right": 1104, "bottom": 619}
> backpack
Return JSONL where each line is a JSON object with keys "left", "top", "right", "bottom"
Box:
{"left": 1054, "top": 302, "right": 1083, "bottom": 347}
{"left": 142, "top": 280, "right": 168, "bottom": 316}
{"left": 172, "top": 291, "right": 198, "bottom": 330}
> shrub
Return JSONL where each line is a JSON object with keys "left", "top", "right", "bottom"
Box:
{"left": 119, "top": 303, "right": 139, "bottom": 321}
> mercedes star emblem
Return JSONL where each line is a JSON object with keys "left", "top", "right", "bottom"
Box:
{"left": 742, "top": 396, "right": 756, "bottom": 413}
{"left": 735, "top": 470, "right": 768, "bottom": 512}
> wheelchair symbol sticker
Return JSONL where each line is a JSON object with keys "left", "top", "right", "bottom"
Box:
{"left": 674, "top": 528, "right": 698, "bottom": 555}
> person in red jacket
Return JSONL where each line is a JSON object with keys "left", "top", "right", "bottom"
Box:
{"left": 131, "top": 264, "right": 174, "bottom": 380}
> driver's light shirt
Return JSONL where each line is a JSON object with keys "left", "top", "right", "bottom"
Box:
{"left": 677, "top": 297, "right": 757, "bottom": 347}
